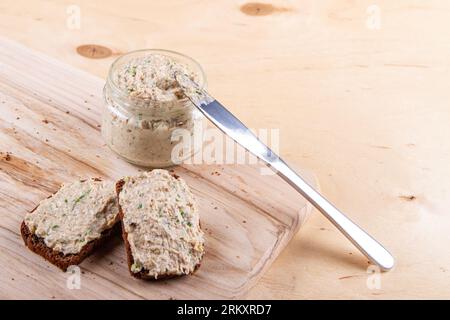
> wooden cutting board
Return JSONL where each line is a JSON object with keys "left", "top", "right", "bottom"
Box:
{"left": 0, "top": 37, "right": 316, "bottom": 299}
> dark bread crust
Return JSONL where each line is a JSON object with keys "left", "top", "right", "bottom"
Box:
{"left": 21, "top": 178, "right": 120, "bottom": 271}
{"left": 115, "top": 174, "right": 202, "bottom": 281}
{"left": 21, "top": 221, "right": 120, "bottom": 271}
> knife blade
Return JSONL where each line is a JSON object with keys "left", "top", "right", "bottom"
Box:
{"left": 176, "top": 73, "right": 394, "bottom": 271}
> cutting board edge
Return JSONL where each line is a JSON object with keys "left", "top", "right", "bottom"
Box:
{"left": 0, "top": 36, "right": 319, "bottom": 300}
{"left": 235, "top": 172, "right": 318, "bottom": 299}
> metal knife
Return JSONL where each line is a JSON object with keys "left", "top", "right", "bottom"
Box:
{"left": 176, "top": 73, "right": 394, "bottom": 271}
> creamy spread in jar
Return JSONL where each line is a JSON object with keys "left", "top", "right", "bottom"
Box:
{"left": 118, "top": 170, "right": 205, "bottom": 277}
{"left": 102, "top": 50, "right": 206, "bottom": 167}
{"left": 24, "top": 179, "right": 119, "bottom": 255}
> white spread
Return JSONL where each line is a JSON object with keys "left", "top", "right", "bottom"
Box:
{"left": 118, "top": 170, "right": 205, "bottom": 278}
{"left": 102, "top": 53, "right": 203, "bottom": 167}
{"left": 24, "top": 179, "right": 119, "bottom": 255}
{"left": 113, "top": 54, "right": 197, "bottom": 102}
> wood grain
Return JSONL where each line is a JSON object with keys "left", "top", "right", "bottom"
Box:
{"left": 2, "top": 0, "right": 450, "bottom": 299}
{"left": 0, "top": 37, "right": 315, "bottom": 299}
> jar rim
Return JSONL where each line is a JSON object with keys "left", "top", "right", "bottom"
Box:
{"left": 106, "top": 48, "right": 207, "bottom": 107}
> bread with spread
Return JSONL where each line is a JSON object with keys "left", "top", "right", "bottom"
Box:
{"left": 21, "top": 178, "right": 120, "bottom": 271}
{"left": 116, "top": 170, "right": 205, "bottom": 279}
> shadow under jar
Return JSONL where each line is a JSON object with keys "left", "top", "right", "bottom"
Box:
{"left": 102, "top": 49, "right": 207, "bottom": 168}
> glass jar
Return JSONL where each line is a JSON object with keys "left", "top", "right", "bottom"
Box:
{"left": 101, "top": 49, "right": 207, "bottom": 167}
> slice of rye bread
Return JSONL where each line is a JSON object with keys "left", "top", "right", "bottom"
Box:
{"left": 21, "top": 220, "right": 120, "bottom": 271}
{"left": 21, "top": 178, "right": 120, "bottom": 271}
{"left": 116, "top": 171, "right": 205, "bottom": 280}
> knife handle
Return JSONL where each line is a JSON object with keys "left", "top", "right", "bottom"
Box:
{"left": 271, "top": 159, "right": 395, "bottom": 271}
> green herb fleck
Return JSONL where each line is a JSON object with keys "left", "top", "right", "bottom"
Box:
{"left": 51, "top": 225, "right": 59, "bottom": 230}
{"left": 187, "top": 221, "right": 192, "bottom": 227}
{"left": 180, "top": 210, "right": 185, "bottom": 217}
{"left": 64, "top": 199, "right": 68, "bottom": 204}
{"left": 131, "top": 261, "right": 142, "bottom": 273}
{"left": 76, "top": 238, "right": 88, "bottom": 246}
{"left": 72, "top": 189, "right": 91, "bottom": 209}
{"left": 137, "top": 203, "right": 143, "bottom": 209}
{"left": 130, "top": 66, "right": 137, "bottom": 76}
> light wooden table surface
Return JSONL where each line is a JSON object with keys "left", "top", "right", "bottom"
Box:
{"left": 1, "top": 0, "right": 449, "bottom": 299}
